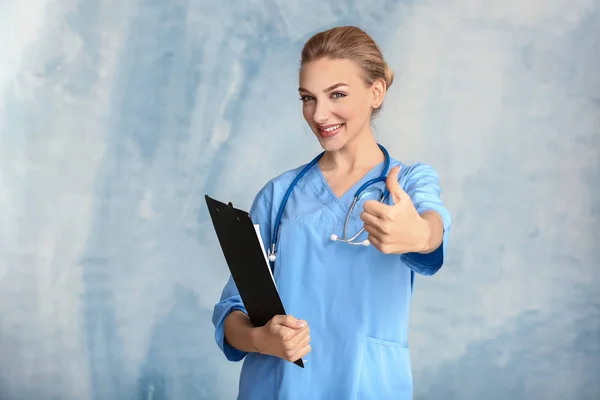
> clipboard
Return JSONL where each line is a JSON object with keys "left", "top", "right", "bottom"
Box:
{"left": 205, "top": 195, "right": 304, "bottom": 368}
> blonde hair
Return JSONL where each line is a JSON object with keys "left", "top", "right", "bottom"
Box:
{"left": 300, "top": 26, "right": 394, "bottom": 117}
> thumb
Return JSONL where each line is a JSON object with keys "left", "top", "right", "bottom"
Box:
{"left": 275, "top": 314, "right": 306, "bottom": 329}
{"left": 386, "top": 165, "right": 405, "bottom": 205}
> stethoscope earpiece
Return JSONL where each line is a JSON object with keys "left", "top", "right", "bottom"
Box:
{"left": 331, "top": 233, "right": 370, "bottom": 247}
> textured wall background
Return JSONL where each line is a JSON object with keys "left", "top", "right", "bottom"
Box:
{"left": 1, "top": 0, "right": 599, "bottom": 399}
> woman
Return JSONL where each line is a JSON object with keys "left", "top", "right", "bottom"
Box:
{"left": 212, "top": 26, "right": 452, "bottom": 399}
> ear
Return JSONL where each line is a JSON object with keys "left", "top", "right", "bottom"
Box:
{"left": 371, "top": 78, "right": 386, "bottom": 109}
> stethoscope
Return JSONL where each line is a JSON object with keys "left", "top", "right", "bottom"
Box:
{"left": 267, "top": 144, "right": 391, "bottom": 264}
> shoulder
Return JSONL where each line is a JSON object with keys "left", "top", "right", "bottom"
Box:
{"left": 249, "top": 162, "right": 311, "bottom": 215}
{"left": 389, "top": 156, "right": 452, "bottom": 229}
{"left": 389, "top": 157, "right": 443, "bottom": 188}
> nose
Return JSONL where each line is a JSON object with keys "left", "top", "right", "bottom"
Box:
{"left": 312, "top": 100, "right": 330, "bottom": 124}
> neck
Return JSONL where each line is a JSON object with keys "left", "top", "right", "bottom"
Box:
{"left": 320, "top": 130, "right": 383, "bottom": 173}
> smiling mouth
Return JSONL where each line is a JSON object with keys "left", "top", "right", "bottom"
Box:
{"left": 317, "top": 123, "right": 345, "bottom": 138}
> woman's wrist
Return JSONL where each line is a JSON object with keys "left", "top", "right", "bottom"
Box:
{"left": 250, "top": 325, "right": 265, "bottom": 354}
{"left": 224, "top": 311, "right": 263, "bottom": 354}
{"left": 415, "top": 216, "right": 433, "bottom": 253}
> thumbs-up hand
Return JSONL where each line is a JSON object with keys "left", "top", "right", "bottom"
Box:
{"left": 360, "top": 166, "right": 430, "bottom": 254}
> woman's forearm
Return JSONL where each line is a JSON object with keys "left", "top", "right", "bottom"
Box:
{"left": 223, "top": 310, "right": 261, "bottom": 353}
{"left": 418, "top": 210, "right": 444, "bottom": 253}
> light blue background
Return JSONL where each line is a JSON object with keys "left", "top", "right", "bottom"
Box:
{"left": 1, "top": 1, "right": 599, "bottom": 399}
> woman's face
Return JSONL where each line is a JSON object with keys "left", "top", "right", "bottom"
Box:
{"left": 299, "top": 58, "right": 384, "bottom": 152}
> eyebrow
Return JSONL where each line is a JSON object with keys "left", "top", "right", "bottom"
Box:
{"left": 298, "top": 82, "right": 349, "bottom": 93}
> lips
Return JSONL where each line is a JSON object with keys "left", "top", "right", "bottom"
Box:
{"left": 317, "top": 123, "right": 345, "bottom": 138}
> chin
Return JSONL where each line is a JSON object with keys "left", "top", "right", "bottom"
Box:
{"left": 318, "top": 138, "right": 346, "bottom": 152}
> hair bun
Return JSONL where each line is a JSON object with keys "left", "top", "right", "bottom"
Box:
{"left": 384, "top": 64, "right": 394, "bottom": 89}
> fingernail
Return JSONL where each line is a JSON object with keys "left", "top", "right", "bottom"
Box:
{"left": 297, "top": 321, "right": 305, "bottom": 328}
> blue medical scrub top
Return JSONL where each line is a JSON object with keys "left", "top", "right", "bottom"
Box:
{"left": 212, "top": 157, "right": 452, "bottom": 399}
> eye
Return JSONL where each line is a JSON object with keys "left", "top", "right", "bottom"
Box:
{"left": 299, "top": 95, "right": 314, "bottom": 102}
{"left": 331, "top": 92, "right": 346, "bottom": 99}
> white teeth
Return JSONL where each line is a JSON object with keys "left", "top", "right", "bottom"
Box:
{"left": 322, "top": 124, "right": 342, "bottom": 132}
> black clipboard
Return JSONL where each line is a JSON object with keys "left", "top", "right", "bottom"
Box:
{"left": 205, "top": 195, "right": 304, "bottom": 368}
